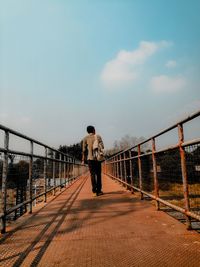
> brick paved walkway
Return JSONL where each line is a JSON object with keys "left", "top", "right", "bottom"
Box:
{"left": 0, "top": 174, "right": 200, "bottom": 267}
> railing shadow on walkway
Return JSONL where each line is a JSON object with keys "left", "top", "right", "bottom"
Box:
{"left": 1, "top": 174, "right": 200, "bottom": 267}
{"left": 0, "top": 177, "right": 82, "bottom": 245}
{"left": 0, "top": 176, "right": 152, "bottom": 267}
{"left": 0, "top": 176, "right": 86, "bottom": 266}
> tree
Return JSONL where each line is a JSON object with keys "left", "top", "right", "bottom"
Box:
{"left": 105, "top": 135, "right": 147, "bottom": 158}
{"left": 58, "top": 143, "right": 82, "bottom": 161}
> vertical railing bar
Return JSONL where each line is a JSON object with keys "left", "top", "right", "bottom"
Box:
{"left": 119, "top": 154, "right": 123, "bottom": 182}
{"left": 124, "top": 152, "right": 128, "bottom": 189}
{"left": 115, "top": 157, "right": 117, "bottom": 178}
{"left": 68, "top": 158, "right": 71, "bottom": 183}
{"left": 178, "top": 124, "right": 191, "bottom": 229}
{"left": 44, "top": 147, "right": 47, "bottom": 202}
{"left": 129, "top": 150, "right": 134, "bottom": 194}
{"left": 138, "top": 144, "right": 143, "bottom": 200}
{"left": 151, "top": 138, "right": 160, "bottom": 210}
{"left": 112, "top": 160, "right": 114, "bottom": 177}
{"left": 113, "top": 160, "right": 115, "bottom": 177}
{"left": 53, "top": 151, "right": 56, "bottom": 196}
{"left": 29, "top": 141, "right": 33, "bottom": 213}
{"left": 66, "top": 158, "right": 68, "bottom": 184}
{"left": 73, "top": 158, "right": 75, "bottom": 181}
{"left": 112, "top": 159, "right": 114, "bottom": 177}
{"left": 64, "top": 155, "right": 66, "bottom": 187}
{"left": 59, "top": 154, "right": 62, "bottom": 190}
{"left": 66, "top": 158, "right": 69, "bottom": 185}
{"left": 1, "top": 130, "right": 9, "bottom": 233}
{"left": 117, "top": 156, "right": 119, "bottom": 179}
{"left": 74, "top": 158, "right": 76, "bottom": 181}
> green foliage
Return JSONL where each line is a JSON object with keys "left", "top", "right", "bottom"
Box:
{"left": 7, "top": 160, "right": 29, "bottom": 189}
{"left": 58, "top": 143, "right": 82, "bottom": 161}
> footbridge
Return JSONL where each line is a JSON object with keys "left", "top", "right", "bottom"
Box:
{"left": 0, "top": 110, "right": 200, "bottom": 266}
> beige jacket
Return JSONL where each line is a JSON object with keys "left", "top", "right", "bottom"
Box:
{"left": 82, "top": 133, "right": 104, "bottom": 161}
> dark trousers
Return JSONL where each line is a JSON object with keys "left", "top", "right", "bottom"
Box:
{"left": 88, "top": 160, "right": 102, "bottom": 193}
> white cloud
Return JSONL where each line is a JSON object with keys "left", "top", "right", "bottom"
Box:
{"left": 150, "top": 75, "right": 186, "bottom": 93}
{"left": 166, "top": 60, "right": 177, "bottom": 68}
{"left": 101, "top": 40, "right": 172, "bottom": 89}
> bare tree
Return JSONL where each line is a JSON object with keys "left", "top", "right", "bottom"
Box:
{"left": 105, "top": 135, "right": 147, "bottom": 158}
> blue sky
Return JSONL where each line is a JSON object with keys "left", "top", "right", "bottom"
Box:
{"left": 0, "top": 0, "right": 200, "bottom": 149}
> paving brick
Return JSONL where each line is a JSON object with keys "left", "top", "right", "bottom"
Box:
{"left": 0, "top": 174, "right": 200, "bottom": 267}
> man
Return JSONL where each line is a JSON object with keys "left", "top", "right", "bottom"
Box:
{"left": 82, "top": 126, "right": 104, "bottom": 196}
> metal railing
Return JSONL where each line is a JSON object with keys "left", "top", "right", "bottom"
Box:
{"left": 104, "top": 110, "right": 200, "bottom": 229}
{"left": 0, "top": 124, "right": 88, "bottom": 233}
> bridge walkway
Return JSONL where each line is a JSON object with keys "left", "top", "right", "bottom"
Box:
{"left": 0, "top": 174, "right": 200, "bottom": 267}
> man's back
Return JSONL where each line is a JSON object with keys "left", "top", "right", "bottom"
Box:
{"left": 82, "top": 125, "right": 104, "bottom": 196}
{"left": 82, "top": 133, "right": 104, "bottom": 161}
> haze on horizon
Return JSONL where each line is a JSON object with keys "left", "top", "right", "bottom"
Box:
{"left": 0, "top": 0, "right": 200, "bottom": 150}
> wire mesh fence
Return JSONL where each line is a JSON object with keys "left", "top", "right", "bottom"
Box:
{"left": 104, "top": 110, "right": 200, "bottom": 230}
{"left": 0, "top": 124, "right": 88, "bottom": 233}
{"left": 185, "top": 143, "right": 200, "bottom": 215}
{"left": 156, "top": 148, "right": 184, "bottom": 208}
{"left": 141, "top": 155, "right": 154, "bottom": 193}
{"left": 0, "top": 153, "right": 4, "bottom": 215}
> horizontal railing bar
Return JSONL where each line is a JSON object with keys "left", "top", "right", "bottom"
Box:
{"left": 181, "top": 137, "right": 200, "bottom": 147}
{"left": 0, "top": 124, "right": 75, "bottom": 160}
{"left": 2, "top": 174, "right": 83, "bottom": 218}
{"left": 108, "top": 109, "right": 200, "bottom": 159}
{"left": 108, "top": 174, "right": 200, "bottom": 222}
{"left": 5, "top": 200, "right": 31, "bottom": 216}
{"left": 0, "top": 148, "right": 83, "bottom": 165}
{"left": 106, "top": 137, "right": 200, "bottom": 163}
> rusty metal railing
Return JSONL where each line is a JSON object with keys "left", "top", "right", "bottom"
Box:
{"left": 104, "top": 110, "right": 200, "bottom": 229}
{"left": 0, "top": 124, "right": 88, "bottom": 233}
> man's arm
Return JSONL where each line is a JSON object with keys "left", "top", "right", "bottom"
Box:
{"left": 97, "top": 135, "right": 104, "bottom": 150}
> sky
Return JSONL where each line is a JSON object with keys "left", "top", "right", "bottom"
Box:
{"left": 0, "top": 0, "right": 200, "bottom": 149}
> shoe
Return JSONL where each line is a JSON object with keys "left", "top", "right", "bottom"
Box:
{"left": 93, "top": 192, "right": 97, "bottom": 197}
{"left": 97, "top": 191, "right": 103, "bottom": 196}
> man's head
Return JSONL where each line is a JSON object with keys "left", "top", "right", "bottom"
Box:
{"left": 87, "top": 125, "right": 95, "bottom": 134}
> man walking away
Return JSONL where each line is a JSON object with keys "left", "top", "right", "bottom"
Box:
{"left": 82, "top": 126, "right": 104, "bottom": 196}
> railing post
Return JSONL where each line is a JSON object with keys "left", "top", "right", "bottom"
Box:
{"left": 119, "top": 154, "right": 123, "bottom": 182}
{"left": 115, "top": 157, "right": 117, "bottom": 178}
{"left": 138, "top": 144, "right": 143, "bottom": 200}
{"left": 178, "top": 124, "right": 191, "bottom": 229}
{"left": 116, "top": 156, "right": 119, "bottom": 178}
{"left": 68, "top": 158, "right": 71, "bottom": 184}
{"left": 129, "top": 150, "right": 134, "bottom": 194}
{"left": 59, "top": 154, "right": 62, "bottom": 190}
{"left": 112, "top": 159, "right": 114, "bottom": 177}
{"left": 151, "top": 138, "right": 160, "bottom": 210}
{"left": 53, "top": 151, "right": 56, "bottom": 196}
{"left": 44, "top": 147, "right": 47, "bottom": 202}
{"left": 69, "top": 159, "right": 71, "bottom": 183}
{"left": 113, "top": 160, "right": 115, "bottom": 177}
{"left": 1, "top": 130, "right": 9, "bottom": 233}
{"left": 66, "top": 158, "right": 69, "bottom": 185}
{"left": 124, "top": 152, "right": 128, "bottom": 189}
{"left": 73, "top": 158, "right": 76, "bottom": 181}
{"left": 112, "top": 158, "right": 114, "bottom": 177}
{"left": 64, "top": 155, "right": 66, "bottom": 187}
{"left": 29, "top": 141, "right": 33, "bottom": 214}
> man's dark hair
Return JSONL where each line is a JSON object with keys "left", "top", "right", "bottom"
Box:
{"left": 87, "top": 125, "right": 95, "bottom": 134}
